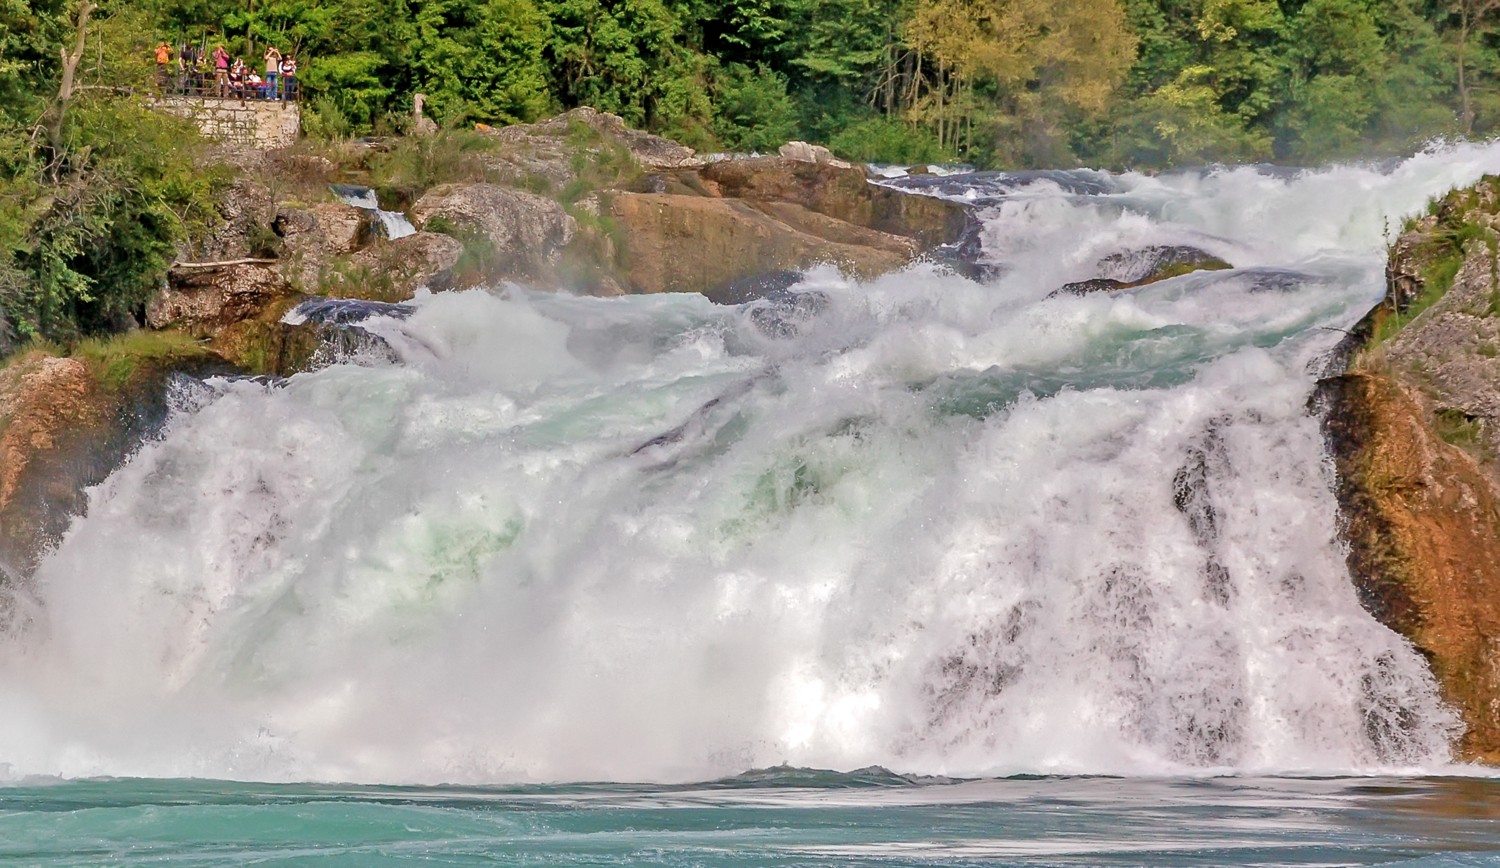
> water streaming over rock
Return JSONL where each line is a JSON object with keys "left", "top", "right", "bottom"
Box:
{"left": 7, "top": 145, "right": 1500, "bottom": 784}
{"left": 331, "top": 185, "right": 417, "bottom": 240}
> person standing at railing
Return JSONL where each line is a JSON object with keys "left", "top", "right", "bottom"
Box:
{"left": 154, "top": 42, "right": 172, "bottom": 91}
{"left": 212, "top": 44, "right": 230, "bottom": 98}
{"left": 264, "top": 46, "right": 282, "bottom": 100}
{"left": 230, "top": 58, "right": 246, "bottom": 102}
{"left": 279, "top": 55, "right": 297, "bottom": 103}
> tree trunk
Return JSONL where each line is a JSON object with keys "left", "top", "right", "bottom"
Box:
{"left": 43, "top": 0, "right": 96, "bottom": 174}
{"left": 1460, "top": 5, "right": 1473, "bottom": 135}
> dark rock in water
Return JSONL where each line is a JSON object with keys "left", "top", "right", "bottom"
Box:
{"left": 1052, "top": 278, "right": 1131, "bottom": 297}
{"left": 1051, "top": 245, "right": 1232, "bottom": 297}
{"left": 706, "top": 271, "right": 805, "bottom": 305}
{"left": 294, "top": 296, "right": 415, "bottom": 325}
{"left": 1099, "top": 245, "right": 1232, "bottom": 283}
{"left": 747, "top": 289, "right": 831, "bottom": 338}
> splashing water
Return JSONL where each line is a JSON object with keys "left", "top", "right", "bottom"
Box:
{"left": 7, "top": 145, "right": 1500, "bottom": 785}
{"left": 331, "top": 185, "right": 417, "bottom": 240}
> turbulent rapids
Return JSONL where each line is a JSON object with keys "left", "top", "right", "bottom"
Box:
{"left": 7, "top": 146, "right": 1500, "bottom": 784}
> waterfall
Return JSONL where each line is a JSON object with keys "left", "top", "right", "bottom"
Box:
{"left": 331, "top": 185, "right": 417, "bottom": 240}
{"left": 6, "top": 144, "right": 1500, "bottom": 784}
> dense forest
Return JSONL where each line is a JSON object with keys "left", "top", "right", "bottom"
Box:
{"left": 0, "top": 0, "right": 1494, "bottom": 345}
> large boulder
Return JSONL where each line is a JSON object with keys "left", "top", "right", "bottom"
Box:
{"left": 274, "top": 202, "right": 378, "bottom": 288}
{"left": 608, "top": 193, "right": 913, "bottom": 296}
{"left": 410, "top": 183, "right": 575, "bottom": 282}
{"left": 200, "top": 179, "right": 277, "bottom": 261}
{"left": 1318, "top": 371, "right": 1500, "bottom": 763}
{"left": 342, "top": 231, "right": 465, "bottom": 299}
{"left": 699, "top": 157, "right": 970, "bottom": 249}
{"left": 1051, "top": 246, "right": 1233, "bottom": 296}
{"left": 148, "top": 263, "right": 295, "bottom": 334}
{"left": 482, "top": 107, "right": 703, "bottom": 191}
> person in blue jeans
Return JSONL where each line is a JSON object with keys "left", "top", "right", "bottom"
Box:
{"left": 263, "top": 46, "right": 282, "bottom": 99}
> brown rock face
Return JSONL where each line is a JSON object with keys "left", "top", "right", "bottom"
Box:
{"left": 1320, "top": 372, "right": 1500, "bottom": 762}
{"left": 274, "top": 203, "right": 378, "bottom": 288}
{"left": 201, "top": 179, "right": 277, "bottom": 261}
{"left": 608, "top": 193, "right": 913, "bottom": 296}
{"left": 1320, "top": 176, "right": 1500, "bottom": 763}
{"left": 148, "top": 264, "right": 294, "bottom": 334}
{"left": 344, "top": 231, "right": 465, "bottom": 298}
{"left": 0, "top": 356, "right": 102, "bottom": 580}
{"left": 699, "top": 157, "right": 971, "bottom": 248}
{"left": 410, "top": 183, "right": 575, "bottom": 281}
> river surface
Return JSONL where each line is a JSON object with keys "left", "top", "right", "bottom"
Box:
{"left": 8, "top": 144, "right": 1500, "bottom": 861}
{"left": 4, "top": 773, "right": 1500, "bottom": 866}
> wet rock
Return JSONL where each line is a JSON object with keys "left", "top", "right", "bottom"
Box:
{"left": 1052, "top": 245, "right": 1232, "bottom": 296}
{"left": 1317, "top": 371, "right": 1500, "bottom": 763}
{"left": 706, "top": 270, "right": 805, "bottom": 305}
{"left": 608, "top": 193, "right": 911, "bottom": 295}
{"left": 410, "top": 183, "right": 575, "bottom": 281}
{"left": 0, "top": 348, "right": 227, "bottom": 580}
{"left": 148, "top": 263, "right": 295, "bottom": 333}
{"left": 747, "top": 289, "right": 831, "bottom": 338}
{"left": 699, "top": 157, "right": 972, "bottom": 249}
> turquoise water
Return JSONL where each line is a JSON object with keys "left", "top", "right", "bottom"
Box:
{"left": 4, "top": 773, "right": 1499, "bottom": 866}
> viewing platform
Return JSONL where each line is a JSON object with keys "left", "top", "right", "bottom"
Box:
{"left": 153, "top": 95, "right": 300, "bottom": 150}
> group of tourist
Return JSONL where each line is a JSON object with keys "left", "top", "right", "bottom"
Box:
{"left": 153, "top": 42, "right": 298, "bottom": 102}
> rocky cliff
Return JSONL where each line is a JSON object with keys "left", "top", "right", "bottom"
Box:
{"left": 1320, "top": 176, "right": 1500, "bottom": 762}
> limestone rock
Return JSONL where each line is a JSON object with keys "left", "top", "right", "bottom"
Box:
{"left": 699, "top": 157, "right": 971, "bottom": 248}
{"left": 778, "top": 140, "right": 852, "bottom": 169}
{"left": 1051, "top": 246, "right": 1233, "bottom": 296}
{"left": 201, "top": 179, "right": 276, "bottom": 261}
{"left": 344, "top": 231, "right": 465, "bottom": 298}
{"left": 1318, "top": 371, "right": 1500, "bottom": 762}
{"left": 0, "top": 347, "right": 225, "bottom": 584}
{"left": 482, "top": 107, "right": 703, "bottom": 192}
{"left": 148, "top": 263, "right": 295, "bottom": 333}
{"left": 410, "top": 183, "right": 575, "bottom": 281}
{"left": 1384, "top": 246, "right": 1500, "bottom": 439}
{"left": 608, "top": 193, "right": 912, "bottom": 296}
{"left": 274, "top": 202, "right": 378, "bottom": 288}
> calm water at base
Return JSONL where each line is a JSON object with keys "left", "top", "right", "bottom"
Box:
{"left": 2, "top": 774, "right": 1499, "bottom": 866}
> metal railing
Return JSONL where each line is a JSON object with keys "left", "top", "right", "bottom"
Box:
{"left": 155, "top": 66, "right": 299, "bottom": 103}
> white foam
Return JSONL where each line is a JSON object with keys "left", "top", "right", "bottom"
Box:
{"left": 7, "top": 144, "right": 1500, "bottom": 783}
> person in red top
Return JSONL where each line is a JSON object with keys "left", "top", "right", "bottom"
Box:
{"left": 212, "top": 45, "right": 230, "bottom": 98}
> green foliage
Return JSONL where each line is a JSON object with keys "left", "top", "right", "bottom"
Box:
{"left": 71, "top": 328, "right": 214, "bottom": 391}
{"left": 711, "top": 63, "right": 798, "bottom": 152}
{"left": 827, "top": 115, "right": 951, "bottom": 163}
{"left": 367, "top": 128, "right": 503, "bottom": 202}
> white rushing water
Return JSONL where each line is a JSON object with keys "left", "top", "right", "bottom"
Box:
{"left": 6, "top": 145, "right": 1500, "bottom": 784}
{"left": 332, "top": 186, "right": 416, "bottom": 240}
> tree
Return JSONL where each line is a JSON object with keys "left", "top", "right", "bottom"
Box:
{"left": 1450, "top": 0, "right": 1500, "bottom": 134}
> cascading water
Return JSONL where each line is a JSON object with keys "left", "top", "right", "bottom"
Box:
{"left": 5, "top": 145, "right": 1500, "bottom": 785}
{"left": 331, "top": 185, "right": 417, "bottom": 240}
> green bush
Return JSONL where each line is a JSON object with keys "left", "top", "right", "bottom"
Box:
{"left": 711, "top": 63, "right": 799, "bottom": 153}
{"left": 826, "top": 116, "right": 954, "bottom": 165}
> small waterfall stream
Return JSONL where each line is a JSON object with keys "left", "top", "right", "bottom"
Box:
{"left": 5, "top": 145, "right": 1500, "bottom": 784}
{"left": 331, "top": 185, "right": 417, "bottom": 240}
